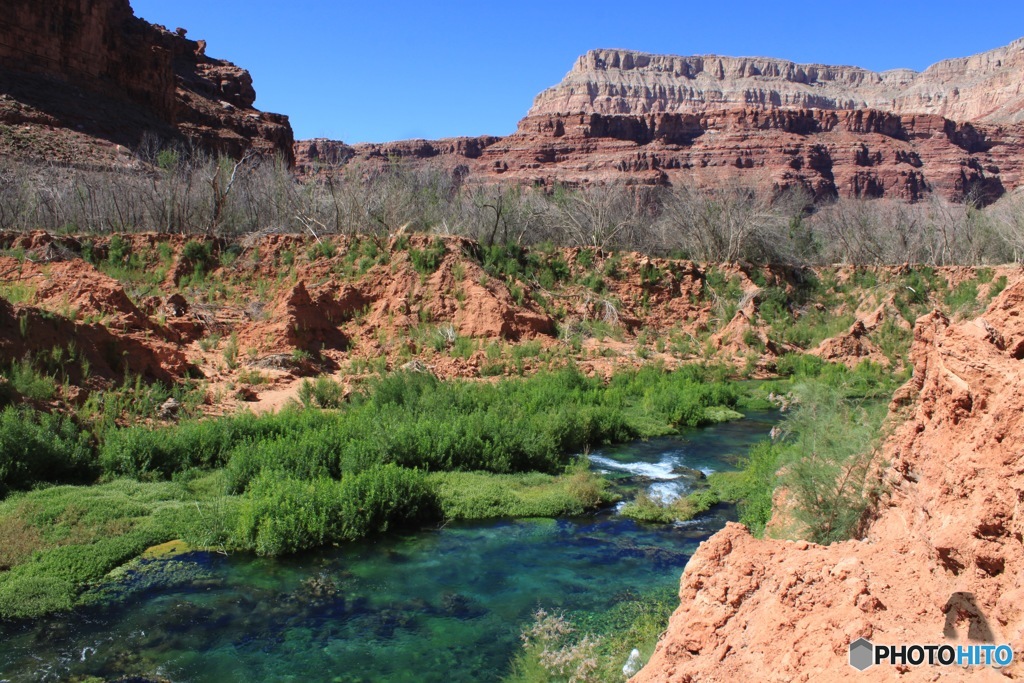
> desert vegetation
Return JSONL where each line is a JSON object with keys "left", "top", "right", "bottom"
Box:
{"left": 3, "top": 151, "right": 1024, "bottom": 266}
{"left": 0, "top": 364, "right": 762, "bottom": 619}
{"left": 618, "top": 357, "right": 897, "bottom": 535}
{"left": 0, "top": 146, "right": 1017, "bottom": 681}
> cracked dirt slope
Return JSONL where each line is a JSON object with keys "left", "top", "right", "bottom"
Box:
{"left": 633, "top": 278, "right": 1024, "bottom": 682}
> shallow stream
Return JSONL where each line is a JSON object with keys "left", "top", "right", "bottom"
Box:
{"left": 0, "top": 411, "right": 777, "bottom": 682}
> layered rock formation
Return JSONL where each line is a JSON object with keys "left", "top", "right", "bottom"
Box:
{"left": 297, "top": 39, "right": 1024, "bottom": 202}
{"left": 0, "top": 0, "right": 293, "bottom": 164}
{"left": 484, "top": 107, "right": 1022, "bottom": 201}
{"left": 632, "top": 281, "right": 1024, "bottom": 681}
{"left": 529, "top": 41, "right": 1024, "bottom": 123}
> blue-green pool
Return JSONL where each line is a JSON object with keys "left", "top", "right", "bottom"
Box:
{"left": 0, "top": 411, "right": 777, "bottom": 682}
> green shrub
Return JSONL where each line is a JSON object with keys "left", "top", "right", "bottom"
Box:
{"left": 306, "top": 240, "right": 337, "bottom": 261}
{"left": 775, "top": 353, "right": 827, "bottom": 378}
{"left": 0, "top": 407, "right": 95, "bottom": 496}
{"left": 989, "top": 275, "right": 1008, "bottom": 299}
{"left": 409, "top": 238, "right": 446, "bottom": 275}
{"left": 107, "top": 235, "right": 131, "bottom": 265}
{"left": 780, "top": 382, "right": 885, "bottom": 544}
{"left": 336, "top": 464, "right": 438, "bottom": 540}
{"left": 178, "top": 240, "right": 217, "bottom": 286}
{"left": 100, "top": 409, "right": 328, "bottom": 480}
{"left": 944, "top": 279, "right": 979, "bottom": 316}
{"left": 223, "top": 426, "right": 346, "bottom": 493}
{"left": 872, "top": 319, "right": 913, "bottom": 365}
{"left": 233, "top": 472, "right": 343, "bottom": 556}
{"left": 234, "top": 465, "right": 438, "bottom": 556}
{"left": 619, "top": 489, "right": 718, "bottom": 524}
{"left": 297, "top": 376, "right": 345, "bottom": 409}
{"left": 101, "top": 367, "right": 747, "bottom": 487}
{"left": 732, "top": 440, "right": 783, "bottom": 536}
{"left": 2, "top": 358, "right": 57, "bottom": 401}
{"left": 451, "top": 336, "right": 476, "bottom": 359}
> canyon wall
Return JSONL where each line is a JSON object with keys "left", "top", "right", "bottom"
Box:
{"left": 301, "top": 106, "right": 1024, "bottom": 202}
{"left": 0, "top": 0, "right": 293, "bottom": 163}
{"left": 529, "top": 40, "right": 1024, "bottom": 123}
{"left": 296, "top": 38, "right": 1024, "bottom": 203}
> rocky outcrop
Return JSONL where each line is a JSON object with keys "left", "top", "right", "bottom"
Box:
{"left": 303, "top": 106, "right": 1023, "bottom": 202}
{"left": 0, "top": 0, "right": 293, "bottom": 164}
{"left": 241, "top": 281, "right": 350, "bottom": 354}
{"left": 295, "top": 136, "right": 502, "bottom": 173}
{"left": 296, "top": 39, "right": 1024, "bottom": 202}
{"left": 482, "top": 108, "right": 1023, "bottom": 201}
{"left": 809, "top": 320, "right": 887, "bottom": 368}
{"left": 531, "top": 40, "right": 1024, "bottom": 124}
{"left": 632, "top": 280, "right": 1024, "bottom": 681}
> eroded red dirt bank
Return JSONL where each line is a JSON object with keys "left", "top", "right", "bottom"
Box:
{"left": 633, "top": 279, "right": 1024, "bottom": 682}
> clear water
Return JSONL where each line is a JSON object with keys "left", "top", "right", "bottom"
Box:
{"left": 0, "top": 411, "right": 777, "bottom": 683}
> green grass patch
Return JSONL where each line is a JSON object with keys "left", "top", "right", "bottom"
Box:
{"left": 430, "top": 465, "right": 614, "bottom": 520}
{"left": 0, "top": 364, "right": 755, "bottom": 618}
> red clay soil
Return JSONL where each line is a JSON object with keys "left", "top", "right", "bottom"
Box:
{"left": 0, "top": 230, "right": 1016, "bottom": 416}
{"left": 809, "top": 319, "right": 888, "bottom": 368}
{"left": 0, "top": 254, "right": 194, "bottom": 385}
{"left": 632, "top": 278, "right": 1024, "bottom": 682}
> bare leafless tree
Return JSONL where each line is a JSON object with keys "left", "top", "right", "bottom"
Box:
{"left": 658, "top": 183, "right": 807, "bottom": 262}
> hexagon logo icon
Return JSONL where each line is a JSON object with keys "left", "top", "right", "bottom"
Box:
{"left": 849, "top": 638, "right": 874, "bottom": 671}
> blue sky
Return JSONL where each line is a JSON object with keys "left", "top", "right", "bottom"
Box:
{"left": 131, "top": 0, "right": 1024, "bottom": 144}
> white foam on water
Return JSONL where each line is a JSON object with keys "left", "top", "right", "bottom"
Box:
{"left": 647, "top": 481, "right": 686, "bottom": 504}
{"left": 588, "top": 455, "right": 680, "bottom": 480}
{"left": 671, "top": 518, "right": 704, "bottom": 528}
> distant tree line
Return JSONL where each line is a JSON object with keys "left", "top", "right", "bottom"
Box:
{"left": 3, "top": 144, "right": 1024, "bottom": 266}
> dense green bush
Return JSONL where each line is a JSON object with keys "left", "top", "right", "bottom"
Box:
{"left": 181, "top": 240, "right": 215, "bottom": 278}
{"left": 100, "top": 409, "right": 330, "bottom": 479}
{"left": 727, "top": 440, "right": 784, "bottom": 536}
{"left": 0, "top": 407, "right": 95, "bottom": 497}
{"left": 233, "top": 465, "right": 438, "bottom": 556}
{"left": 223, "top": 424, "right": 350, "bottom": 493}
{"left": 297, "top": 376, "right": 345, "bottom": 408}
{"left": 103, "top": 366, "right": 745, "bottom": 489}
{"left": 2, "top": 358, "right": 57, "bottom": 401}
{"left": 233, "top": 473, "right": 343, "bottom": 556}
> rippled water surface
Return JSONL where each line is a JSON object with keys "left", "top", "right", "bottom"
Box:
{"left": 0, "top": 411, "right": 777, "bottom": 683}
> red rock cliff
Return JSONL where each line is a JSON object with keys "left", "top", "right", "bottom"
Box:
{"left": 530, "top": 40, "right": 1024, "bottom": 124}
{"left": 0, "top": 0, "right": 293, "bottom": 162}
{"left": 295, "top": 39, "right": 1024, "bottom": 202}
{"left": 631, "top": 280, "right": 1024, "bottom": 681}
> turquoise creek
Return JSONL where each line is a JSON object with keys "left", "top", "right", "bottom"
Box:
{"left": 0, "top": 412, "right": 777, "bottom": 682}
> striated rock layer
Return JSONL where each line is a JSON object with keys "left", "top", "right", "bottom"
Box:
{"left": 632, "top": 281, "right": 1024, "bottom": 682}
{"left": 0, "top": 0, "right": 293, "bottom": 164}
{"left": 301, "top": 107, "right": 1024, "bottom": 202}
{"left": 297, "top": 39, "right": 1024, "bottom": 202}
{"left": 484, "top": 108, "right": 1023, "bottom": 201}
{"left": 530, "top": 40, "right": 1024, "bottom": 124}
